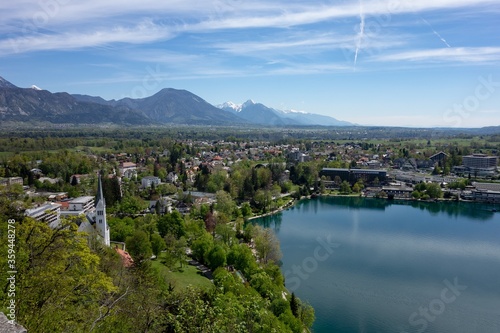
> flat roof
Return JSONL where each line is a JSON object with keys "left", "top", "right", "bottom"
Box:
{"left": 70, "top": 196, "right": 94, "bottom": 204}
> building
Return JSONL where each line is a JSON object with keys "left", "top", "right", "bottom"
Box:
{"left": 470, "top": 189, "right": 500, "bottom": 203}
{"left": 462, "top": 154, "right": 498, "bottom": 175}
{"left": 166, "top": 172, "right": 179, "bottom": 183}
{"left": 141, "top": 175, "right": 161, "bottom": 188}
{"left": 320, "top": 168, "right": 387, "bottom": 185}
{"left": 288, "top": 150, "right": 311, "bottom": 162}
{"left": 77, "top": 175, "right": 110, "bottom": 246}
{"left": 25, "top": 202, "right": 61, "bottom": 227}
{"left": 119, "top": 162, "right": 137, "bottom": 179}
{"left": 429, "top": 151, "right": 448, "bottom": 164}
{"left": 60, "top": 196, "right": 94, "bottom": 218}
{"left": 381, "top": 185, "right": 414, "bottom": 199}
{"left": 0, "top": 177, "right": 23, "bottom": 187}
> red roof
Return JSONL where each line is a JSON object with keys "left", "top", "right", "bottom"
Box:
{"left": 115, "top": 248, "right": 134, "bottom": 267}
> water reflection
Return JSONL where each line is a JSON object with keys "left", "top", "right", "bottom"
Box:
{"left": 308, "top": 196, "right": 497, "bottom": 221}
{"left": 253, "top": 197, "right": 500, "bottom": 333}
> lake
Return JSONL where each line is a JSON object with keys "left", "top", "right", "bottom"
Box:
{"left": 254, "top": 197, "right": 500, "bottom": 333}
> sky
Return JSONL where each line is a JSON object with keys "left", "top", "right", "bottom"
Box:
{"left": 1, "top": 0, "right": 500, "bottom": 127}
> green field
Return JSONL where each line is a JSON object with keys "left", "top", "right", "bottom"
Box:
{"left": 151, "top": 252, "right": 214, "bottom": 291}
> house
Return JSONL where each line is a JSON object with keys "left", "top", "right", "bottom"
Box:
{"left": 166, "top": 172, "right": 179, "bottom": 183}
{"left": 119, "top": 162, "right": 137, "bottom": 179}
{"left": 429, "top": 151, "right": 448, "bottom": 164}
{"left": 141, "top": 176, "right": 161, "bottom": 188}
{"left": 175, "top": 201, "right": 191, "bottom": 214}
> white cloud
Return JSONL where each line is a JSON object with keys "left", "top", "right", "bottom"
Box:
{"left": 374, "top": 47, "right": 500, "bottom": 63}
{"left": 0, "top": 20, "right": 175, "bottom": 55}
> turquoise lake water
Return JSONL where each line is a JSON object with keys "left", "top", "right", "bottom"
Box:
{"left": 255, "top": 197, "right": 500, "bottom": 333}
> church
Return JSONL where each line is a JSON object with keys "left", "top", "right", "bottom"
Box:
{"left": 78, "top": 174, "right": 110, "bottom": 246}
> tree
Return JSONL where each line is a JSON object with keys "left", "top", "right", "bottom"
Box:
{"left": 204, "top": 211, "right": 217, "bottom": 235}
{"left": 215, "top": 190, "right": 237, "bottom": 218}
{"left": 253, "top": 225, "right": 282, "bottom": 264}
{"left": 207, "top": 245, "right": 227, "bottom": 270}
{"left": 119, "top": 195, "right": 147, "bottom": 215}
{"left": 290, "top": 293, "right": 299, "bottom": 317}
{"left": 241, "top": 202, "right": 253, "bottom": 218}
{"left": 191, "top": 232, "right": 214, "bottom": 263}
{"left": 150, "top": 233, "right": 166, "bottom": 257}
{"left": 8, "top": 218, "right": 116, "bottom": 332}
{"left": 426, "top": 183, "right": 443, "bottom": 199}
{"left": 340, "top": 181, "right": 351, "bottom": 194}
{"left": 126, "top": 230, "right": 152, "bottom": 261}
{"left": 216, "top": 223, "right": 236, "bottom": 246}
{"left": 108, "top": 216, "right": 135, "bottom": 242}
{"left": 158, "top": 211, "right": 185, "bottom": 238}
{"left": 173, "top": 237, "right": 188, "bottom": 268}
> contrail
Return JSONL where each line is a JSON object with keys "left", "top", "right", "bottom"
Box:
{"left": 354, "top": 0, "right": 365, "bottom": 67}
{"left": 421, "top": 18, "right": 451, "bottom": 48}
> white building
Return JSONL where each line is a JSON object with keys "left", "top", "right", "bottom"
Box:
{"left": 60, "top": 196, "right": 94, "bottom": 218}
{"left": 142, "top": 176, "right": 161, "bottom": 188}
{"left": 77, "top": 175, "right": 110, "bottom": 246}
{"left": 25, "top": 203, "right": 61, "bottom": 228}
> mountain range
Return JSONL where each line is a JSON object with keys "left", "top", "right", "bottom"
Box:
{"left": 0, "top": 76, "right": 353, "bottom": 127}
{"left": 217, "top": 100, "right": 353, "bottom": 126}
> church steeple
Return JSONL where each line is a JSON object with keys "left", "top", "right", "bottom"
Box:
{"left": 96, "top": 173, "right": 105, "bottom": 208}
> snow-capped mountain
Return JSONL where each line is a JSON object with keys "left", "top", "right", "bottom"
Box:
{"left": 218, "top": 100, "right": 354, "bottom": 126}
{"left": 31, "top": 85, "right": 43, "bottom": 90}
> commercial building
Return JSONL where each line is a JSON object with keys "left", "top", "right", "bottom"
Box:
{"left": 462, "top": 154, "right": 497, "bottom": 174}
{"left": 320, "top": 168, "right": 387, "bottom": 184}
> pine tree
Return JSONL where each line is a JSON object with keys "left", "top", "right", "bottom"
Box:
{"left": 290, "top": 292, "right": 299, "bottom": 317}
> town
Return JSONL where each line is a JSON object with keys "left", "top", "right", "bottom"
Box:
{"left": 0, "top": 128, "right": 498, "bottom": 333}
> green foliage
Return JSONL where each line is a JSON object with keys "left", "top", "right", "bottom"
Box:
{"left": 412, "top": 182, "right": 443, "bottom": 199}
{"left": 215, "top": 190, "right": 237, "bottom": 218}
{"left": 117, "top": 195, "right": 147, "bottom": 214}
{"left": 340, "top": 180, "right": 352, "bottom": 194}
{"left": 150, "top": 233, "right": 166, "bottom": 257}
{"left": 108, "top": 216, "right": 135, "bottom": 242}
{"left": 241, "top": 201, "right": 253, "bottom": 218}
{"left": 1, "top": 218, "right": 116, "bottom": 333}
{"left": 253, "top": 225, "right": 282, "bottom": 265}
{"left": 157, "top": 211, "right": 186, "bottom": 239}
{"left": 191, "top": 231, "right": 214, "bottom": 263}
{"left": 126, "top": 229, "right": 152, "bottom": 261}
{"left": 207, "top": 244, "right": 227, "bottom": 270}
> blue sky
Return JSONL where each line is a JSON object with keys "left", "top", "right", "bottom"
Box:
{"left": 1, "top": 0, "right": 499, "bottom": 127}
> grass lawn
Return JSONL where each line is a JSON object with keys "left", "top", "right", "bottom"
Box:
{"left": 151, "top": 252, "right": 213, "bottom": 291}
